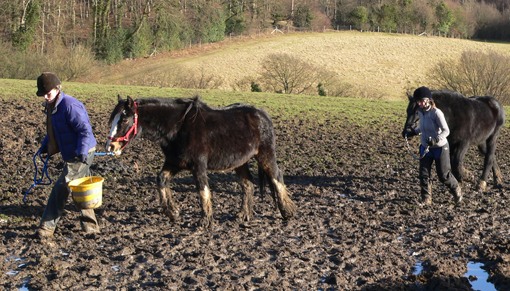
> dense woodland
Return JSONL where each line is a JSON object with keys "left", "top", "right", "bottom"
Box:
{"left": 0, "top": 0, "right": 509, "bottom": 67}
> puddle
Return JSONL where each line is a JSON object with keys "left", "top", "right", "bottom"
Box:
{"left": 18, "top": 277, "right": 30, "bottom": 291}
{"left": 413, "top": 260, "right": 497, "bottom": 290}
{"left": 412, "top": 260, "right": 423, "bottom": 275}
{"left": 464, "top": 261, "right": 497, "bottom": 291}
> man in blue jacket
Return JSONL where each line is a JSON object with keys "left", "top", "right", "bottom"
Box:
{"left": 36, "top": 72, "right": 99, "bottom": 239}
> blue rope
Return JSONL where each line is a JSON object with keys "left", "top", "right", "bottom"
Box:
{"left": 23, "top": 149, "right": 52, "bottom": 203}
{"left": 94, "top": 152, "right": 114, "bottom": 156}
{"left": 23, "top": 151, "right": 112, "bottom": 202}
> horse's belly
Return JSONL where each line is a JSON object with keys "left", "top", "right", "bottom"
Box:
{"left": 207, "top": 148, "right": 258, "bottom": 171}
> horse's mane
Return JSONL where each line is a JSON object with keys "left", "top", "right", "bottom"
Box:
{"left": 135, "top": 95, "right": 213, "bottom": 110}
{"left": 431, "top": 90, "right": 468, "bottom": 105}
{"left": 432, "top": 89, "right": 465, "bottom": 98}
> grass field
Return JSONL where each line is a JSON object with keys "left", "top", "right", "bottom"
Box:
{"left": 1, "top": 78, "right": 408, "bottom": 128}
{"left": 80, "top": 31, "right": 510, "bottom": 100}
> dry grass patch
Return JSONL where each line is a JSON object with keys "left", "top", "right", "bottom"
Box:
{"left": 81, "top": 31, "right": 510, "bottom": 100}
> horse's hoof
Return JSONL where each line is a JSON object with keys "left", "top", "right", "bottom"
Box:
{"left": 476, "top": 180, "right": 487, "bottom": 192}
{"left": 236, "top": 212, "right": 252, "bottom": 222}
{"left": 164, "top": 209, "right": 180, "bottom": 221}
{"left": 199, "top": 218, "right": 214, "bottom": 230}
{"left": 280, "top": 208, "right": 296, "bottom": 220}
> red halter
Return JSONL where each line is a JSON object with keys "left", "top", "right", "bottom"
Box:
{"left": 108, "top": 101, "right": 138, "bottom": 150}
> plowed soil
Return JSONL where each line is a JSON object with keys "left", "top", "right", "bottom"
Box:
{"left": 1, "top": 97, "right": 510, "bottom": 291}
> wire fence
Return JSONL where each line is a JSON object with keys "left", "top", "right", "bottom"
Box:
{"left": 154, "top": 24, "right": 466, "bottom": 57}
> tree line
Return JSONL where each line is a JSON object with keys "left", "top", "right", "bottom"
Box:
{"left": 0, "top": 0, "right": 509, "bottom": 68}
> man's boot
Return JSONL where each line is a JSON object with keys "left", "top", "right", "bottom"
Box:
{"left": 452, "top": 186, "right": 462, "bottom": 203}
{"left": 80, "top": 211, "right": 100, "bottom": 234}
{"left": 82, "top": 221, "right": 100, "bottom": 234}
{"left": 420, "top": 184, "right": 432, "bottom": 205}
{"left": 36, "top": 225, "right": 55, "bottom": 239}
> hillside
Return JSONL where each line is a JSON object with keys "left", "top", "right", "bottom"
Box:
{"left": 81, "top": 31, "right": 510, "bottom": 100}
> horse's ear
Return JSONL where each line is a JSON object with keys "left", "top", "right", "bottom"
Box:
{"left": 117, "top": 94, "right": 123, "bottom": 102}
{"left": 407, "top": 92, "right": 413, "bottom": 101}
{"left": 126, "top": 95, "right": 135, "bottom": 111}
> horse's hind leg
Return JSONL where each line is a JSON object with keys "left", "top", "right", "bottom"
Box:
{"left": 192, "top": 165, "right": 214, "bottom": 229}
{"left": 478, "top": 135, "right": 502, "bottom": 191}
{"left": 258, "top": 163, "right": 277, "bottom": 210}
{"left": 235, "top": 163, "right": 255, "bottom": 221}
{"left": 157, "top": 165, "right": 180, "bottom": 222}
{"left": 492, "top": 159, "right": 503, "bottom": 189}
{"left": 257, "top": 156, "right": 297, "bottom": 220}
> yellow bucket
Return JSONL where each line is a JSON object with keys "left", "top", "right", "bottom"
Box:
{"left": 68, "top": 176, "right": 104, "bottom": 209}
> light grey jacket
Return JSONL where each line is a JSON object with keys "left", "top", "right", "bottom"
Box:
{"left": 414, "top": 107, "right": 449, "bottom": 148}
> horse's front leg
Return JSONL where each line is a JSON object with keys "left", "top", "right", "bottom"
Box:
{"left": 157, "top": 165, "right": 180, "bottom": 222}
{"left": 235, "top": 163, "right": 255, "bottom": 222}
{"left": 451, "top": 142, "right": 472, "bottom": 183}
{"left": 192, "top": 165, "right": 214, "bottom": 229}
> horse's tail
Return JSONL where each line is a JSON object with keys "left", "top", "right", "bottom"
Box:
{"left": 494, "top": 98, "right": 506, "bottom": 127}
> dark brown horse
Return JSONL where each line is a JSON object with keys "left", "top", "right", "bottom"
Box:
{"left": 402, "top": 90, "right": 505, "bottom": 191}
{"left": 106, "top": 95, "right": 296, "bottom": 229}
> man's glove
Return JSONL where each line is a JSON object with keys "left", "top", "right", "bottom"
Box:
{"left": 39, "top": 146, "right": 48, "bottom": 154}
{"left": 427, "top": 136, "right": 439, "bottom": 147}
{"left": 79, "top": 154, "right": 88, "bottom": 164}
{"left": 403, "top": 128, "right": 417, "bottom": 138}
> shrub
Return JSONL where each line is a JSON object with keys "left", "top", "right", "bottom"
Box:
{"left": 251, "top": 82, "right": 262, "bottom": 92}
{"left": 429, "top": 49, "right": 510, "bottom": 105}
{"left": 317, "top": 83, "right": 326, "bottom": 96}
{"left": 0, "top": 42, "right": 98, "bottom": 81}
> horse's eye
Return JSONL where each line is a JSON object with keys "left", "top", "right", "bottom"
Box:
{"left": 121, "top": 118, "right": 129, "bottom": 124}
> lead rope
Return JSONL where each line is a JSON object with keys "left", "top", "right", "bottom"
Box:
{"left": 405, "top": 133, "right": 430, "bottom": 160}
{"left": 23, "top": 149, "right": 53, "bottom": 203}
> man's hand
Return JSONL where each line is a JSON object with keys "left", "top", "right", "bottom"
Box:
{"left": 79, "top": 154, "right": 88, "bottom": 164}
{"left": 39, "top": 146, "right": 48, "bottom": 154}
{"left": 427, "top": 137, "right": 439, "bottom": 147}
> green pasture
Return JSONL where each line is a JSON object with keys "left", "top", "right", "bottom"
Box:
{"left": 2, "top": 78, "right": 509, "bottom": 129}
{"left": 0, "top": 78, "right": 408, "bottom": 128}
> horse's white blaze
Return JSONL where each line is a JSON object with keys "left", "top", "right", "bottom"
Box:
{"left": 108, "top": 112, "right": 121, "bottom": 139}
{"left": 106, "top": 112, "right": 121, "bottom": 152}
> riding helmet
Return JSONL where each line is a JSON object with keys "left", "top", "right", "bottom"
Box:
{"left": 36, "top": 72, "right": 61, "bottom": 96}
{"left": 413, "top": 86, "right": 432, "bottom": 100}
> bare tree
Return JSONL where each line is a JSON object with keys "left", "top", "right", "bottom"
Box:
{"left": 429, "top": 49, "right": 510, "bottom": 105}
{"left": 259, "top": 53, "right": 318, "bottom": 94}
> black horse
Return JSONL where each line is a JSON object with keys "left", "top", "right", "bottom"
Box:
{"left": 106, "top": 95, "right": 297, "bottom": 229}
{"left": 402, "top": 90, "right": 505, "bottom": 191}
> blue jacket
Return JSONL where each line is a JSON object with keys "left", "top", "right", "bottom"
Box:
{"left": 41, "top": 92, "right": 97, "bottom": 161}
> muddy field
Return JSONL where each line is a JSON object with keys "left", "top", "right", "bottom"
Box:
{"left": 2, "top": 97, "right": 510, "bottom": 291}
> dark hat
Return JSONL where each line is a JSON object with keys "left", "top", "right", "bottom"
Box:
{"left": 36, "top": 72, "right": 61, "bottom": 96}
{"left": 413, "top": 86, "right": 432, "bottom": 100}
